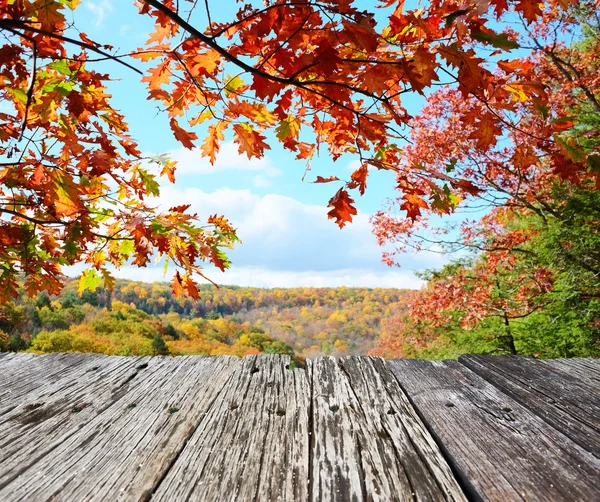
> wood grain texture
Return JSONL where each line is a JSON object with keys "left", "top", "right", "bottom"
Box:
{"left": 0, "top": 355, "right": 237, "bottom": 502}
{"left": 543, "top": 358, "right": 600, "bottom": 386}
{"left": 388, "top": 359, "right": 600, "bottom": 502}
{"left": 459, "top": 355, "right": 600, "bottom": 457}
{"left": 152, "top": 354, "right": 311, "bottom": 502}
{"left": 0, "top": 353, "right": 116, "bottom": 414}
{"left": 0, "top": 353, "right": 148, "bottom": 489}
{"left": 0, "top": 353, "right": 598, "bottom": 502}
{"left": 311, "top": 356, "right": 466, "bottom": 502}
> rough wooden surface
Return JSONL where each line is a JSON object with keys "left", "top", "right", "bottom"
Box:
{"left": 388, "top": 359, "right": 600, "bottom": 501}
{"left": 311, "top": 357, "right": 464, "bottom": 502}
{"left": 153, "top": 355, "right": 312, "bottom": 502}
{"left": 460, "top": 354, "right": 600, "bottom": 457}
{"left": 0, "top": 353, "right": 598, "bottom": 502}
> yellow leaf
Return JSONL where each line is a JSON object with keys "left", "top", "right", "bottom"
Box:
{"left": 224, "top": 75, "right": 245, "bottom": 97}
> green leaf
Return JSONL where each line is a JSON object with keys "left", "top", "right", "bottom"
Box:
{"left": 78, "top": 269, "right": 102, "bottom": 295}
{"left": 587, "top": 154, "right": 600, "bottom": 174}
{"left": 555, "top": 135, "right": 586, "bottom": 163}
{"left": 49, "top": 60, "right": 73, "bottom": 76}
{"left": 533, "top": 101, "right": 549, "bottom": 120}
{"left": 150, "top": 220, "right": 169, "bottom": 235}
{"left": 56, "top": 81, "right": 75, "bottom": 96}
{"left": 63, "top": 240, "right": 79, "bottom": 260}
{"left": 471, "top": 30, "right": 519, "bottom": 50}
{"left": 138, "top": 168, "right": 160, "bottom": 196}
{"left": 444, "top": 9, "right": 470, "bottom": 27}
{"left": 118, "top": 239, "right": 135, "bottom": 259}
{"left": 8, "top": 88, "right": 27, "bottom": 104}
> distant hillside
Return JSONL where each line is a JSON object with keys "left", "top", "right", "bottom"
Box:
{"left": 0, "top": 279, "right": 410, "bottom": 358}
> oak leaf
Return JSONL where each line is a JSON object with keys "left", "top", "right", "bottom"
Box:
{"left": 327, "top": 189, "right": 357, "bottom": 228}
{"left": 169, "top": 118, "right": 197, "bottom": 149}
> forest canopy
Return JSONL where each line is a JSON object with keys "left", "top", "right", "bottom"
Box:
{"left": 0, "top": 279, "right": 409, "bottom": 358}
{"left": 1, "top": 0, "right": 595, "bottom": 301}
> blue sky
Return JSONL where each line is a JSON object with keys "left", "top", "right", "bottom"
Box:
{"left": 71, "top": 0, "right": 450, "bottom": 288}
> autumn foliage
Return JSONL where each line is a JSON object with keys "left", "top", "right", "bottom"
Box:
{"left": 0, "top": 0, "right": 590, "bottom": 301}
{"left": 372, "top": 1, "right": 600, "bottom": 358}
{"left": 0, "top": 279, "right": 408, "bottom": 357}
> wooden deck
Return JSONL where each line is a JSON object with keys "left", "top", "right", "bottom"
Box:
{"left": 0, "top": 353, "right": 598, "bottom": 501}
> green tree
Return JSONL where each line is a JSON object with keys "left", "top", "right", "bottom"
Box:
{"left": 152, "top": 335, "right": 169, "bottom": 356}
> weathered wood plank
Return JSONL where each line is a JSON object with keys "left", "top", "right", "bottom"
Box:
{"left": 311, "top": 357, "right": 465, "bottom": 502}
{"left": 459, "top": 355, "right": 600, "bottom": 457}
{"left": 0, "top": 353, "right": 108, "bottom": 409}
{"left": 0, "top": 353, "right": 149, "bottom": 488}
{"left": 152, "top": 354, "right": 311, "bottom": 502}
{"left": 0, "top": 355, "right": 238, "bottom": 501}
{"left": 0, "top": 352, "right": 42, "bottom": 399}
{"left": 543, "top": 358, "right": 600, "bottom": 387}
{"left": 388, "top": 359, "right": 600, "bottom": 501}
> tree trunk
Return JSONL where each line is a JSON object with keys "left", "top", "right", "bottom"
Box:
{"left": 503, "top": 311, "right": 517, "bottom": 355}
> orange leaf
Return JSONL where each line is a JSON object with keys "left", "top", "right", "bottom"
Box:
{"left": 201, "top": 122, "right": 227, "bottom": 164}
{"left": 327, "top": 188, "right": 357, "bottom": 228}
{"left": 170, "top": 118, "right": 197, "bottom": 149}
{"left": 233, "top": 123, "right": 270, "bottom": 160}
{"left": 350, "top": 164, "right": 368, "bottom": 195}
{"left": 30, "top": 163, "right": 45, "bottom": 185}
{"left": 147, "top": 24, "right": 172, "bottom": 45}
{"left": 171, "top": 271, "right": 185, "bottom": 297}
{"left": 400, "top": 193, "right": 428, "bottom": 220}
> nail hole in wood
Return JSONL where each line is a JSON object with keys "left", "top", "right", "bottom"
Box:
{"left": 168, "top": 407, "right": 179, "bottom": 414}
{"left": 377, "top": 429, "right": 391, "bottom": 440}
{"left": 445, "top": 402, "right": 455, "bottom": 408}
{"left": 250, "top": 367, "right": 259, "bottom": 374}
{"left": 387, "top": 408, "right": 396, "bottom": 415}
{"left": 330, "top": 405, "right": 339, "bottom": 414}
{"left": 502, "top": 407, "right": 512, "bottom": 413}
{"left": 137, "top": 363, "right": 148, "bottom": 370}
{"left": 25, "top": 402, "right": 44, "bottom": 411}
{"left": 127, "top": 404, "right": 137, "bottom": 410}
{"left": 229, "top": 403, "right": 239, "bottom": 411}
{"left": 276, "top": 409, "right": 286, "bottom": 417}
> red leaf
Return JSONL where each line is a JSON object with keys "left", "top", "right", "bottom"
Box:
{"left": 313, "top": 176, "right": 340, "bottom": 183}
{"left": 350, "top": 164, "right": 368, "bottom": 195}
{"left": 327, "top": 188, "right": 357, "bottom": 228}
{"left": 451, "top": 179, "right": 482, "bottom": 196}
{"left": 169, "top": 204, "right": 192, "bottom": 213}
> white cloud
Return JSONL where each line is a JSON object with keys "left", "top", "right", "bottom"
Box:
{"left": 66, "top": 187, "right": 447, "bottom": 288}
{"left": 345, "top": 159, "right": 362, "bottom": 172}
{"left": 83, "top": 0, "right": 114, "bottom": 26}
{"left": 253, "top": 175, "right": 272, "bottom": 188}
{"left": 155, "top": 186, "right": 448, "bottom": 274}
{"left": 101, "top": 264, "right": 424, "bottom": 289}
